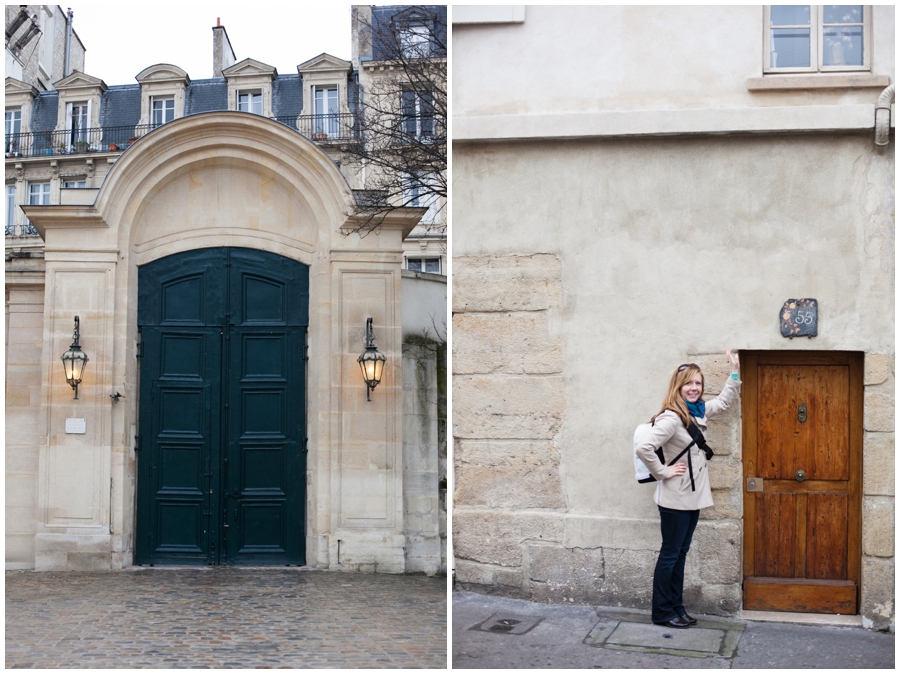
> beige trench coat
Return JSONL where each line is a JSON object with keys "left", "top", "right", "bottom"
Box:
{"left": 636, "top": 377, "right": 741, "bottom": 510}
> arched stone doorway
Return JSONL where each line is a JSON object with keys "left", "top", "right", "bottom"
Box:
{"left": 24, "top": 112, "right": 420, "bottom": 571}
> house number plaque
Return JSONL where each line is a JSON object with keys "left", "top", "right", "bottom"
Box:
{"left": 780, "top": 298, "right": 817, "bottom": 338}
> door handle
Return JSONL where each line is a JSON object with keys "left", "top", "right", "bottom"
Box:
{"left": 795, "top": 469, "right": 807, "bottom": 482}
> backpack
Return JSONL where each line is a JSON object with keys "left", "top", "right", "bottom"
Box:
{"left": 633, "top": 419, "right": 713, "bottom": 491}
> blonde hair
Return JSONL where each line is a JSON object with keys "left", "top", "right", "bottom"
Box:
{"left": 651, "top": 363, "right": 704, "bottom": 427}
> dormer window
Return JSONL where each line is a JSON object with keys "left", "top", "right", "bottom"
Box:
{"left": 238, "top": 91, "right": 263, "bottom": 115}
{"left": 67, "top": 102, "right": 90, "bottom": 147}
{"left": 151, "top": 97, "right": 175, "bottom": 127}
{"left": 6, "top": 108, "right": 22, "bottom": 154}
{"left": 400, "top": 24, "right": 431, "bottom": 58}
{"left": 314, "top": 87, "right": 339, "bottom": 136}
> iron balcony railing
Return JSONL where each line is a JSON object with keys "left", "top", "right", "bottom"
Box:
{"left": 273, "top": 113, "right": 358, "bottom": 142}
{"left": 4, "top": 124, "right": 160, "bottom": 158}
{"left": 5, "top": 114, "right": 359, "bottom": 160}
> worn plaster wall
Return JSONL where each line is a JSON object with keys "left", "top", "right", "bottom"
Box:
{"left": 452, "top": 134, "right": 894, "bottom": 629}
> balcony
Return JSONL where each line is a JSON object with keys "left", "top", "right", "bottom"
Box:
{"left": 273, "top": 113, "right": 358, "bottom": 143}
{"left": 4, "top": 113, "right": 359, "bottom": 161}
{"left": 4, "top": 125, "right": 158, "bottom": 158}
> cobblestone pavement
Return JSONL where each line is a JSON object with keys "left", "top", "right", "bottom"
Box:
{"left": 6, "top": 567, "right": 447, "bottom": 669}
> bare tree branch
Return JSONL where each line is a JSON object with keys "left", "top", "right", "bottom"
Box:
{"left": 347, "top": 7, "right": 447, "bottom": 236}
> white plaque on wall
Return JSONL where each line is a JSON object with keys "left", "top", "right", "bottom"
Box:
{"left": 65, "top": 418, "right": 86, "bottom": 434}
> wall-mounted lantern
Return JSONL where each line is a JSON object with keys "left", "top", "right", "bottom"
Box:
{"left": 358, "top": 317, "right": 386, "bottom": 402}
{"left": 61, "top": 316, "right": 89, "bottom": 399}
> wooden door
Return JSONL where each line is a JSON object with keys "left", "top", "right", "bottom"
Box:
{"left": 136, "top": 248, "right": 308, "bottom": 565}
{"left": 742, "top": 352, "right": 862, "bottom": 614}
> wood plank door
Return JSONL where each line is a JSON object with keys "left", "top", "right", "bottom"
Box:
{"left": 742, "top": 352, "right": 862, "bottom": 614}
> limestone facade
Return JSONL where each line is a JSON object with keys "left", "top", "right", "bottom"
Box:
{"left": 6, "top": 7, "right": 447, "bottom": 576}
{"left": 452, "top": 6, "right": 894, "bottom": 631}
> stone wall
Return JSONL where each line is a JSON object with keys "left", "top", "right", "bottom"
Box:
{"left": 402, "top": 342, "right": 445, "bottom": 575}
{"left": 451, "top": 134, "right": 895, "bottom": 629}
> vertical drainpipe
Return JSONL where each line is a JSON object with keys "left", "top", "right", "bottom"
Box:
{"left": 64, "top": 7, "right": 73, "bottom": 77}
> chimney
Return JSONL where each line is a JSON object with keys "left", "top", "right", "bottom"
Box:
{"left": 212, "top": 18, "right": 236, "bottom": 77}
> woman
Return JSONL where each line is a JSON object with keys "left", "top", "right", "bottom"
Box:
{"left": 636, "top": 349, "right": 740, "bottom": 629}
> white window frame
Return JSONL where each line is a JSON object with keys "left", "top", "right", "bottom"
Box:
{"left": 401, "top": 88, "right": 434, "bottom": 140}
{"left": 237, "top": 91, "right": 263, "bottom": 115}
{"left": 406, "top": 257, "right": 441, "bottom": 274}
{"left": 313, "top": 86, "right": 340, "bottom": 136}
{"left": 764, "top": 5, "right": 872, "bottom": 73}
{"left": 402, "top": 171, "right": 441, "bottom": 224}
{"left": 6, "top": 184, "right": 17, "bottom": 234}
{"left": 65, "top": 101, "right": 91, "bottom": 149}
{"left": 150, "top": 96, "right": 175, "bottom": 127}
{"left": 6, "top": 108, "right": 22, "bottom": 155}
{"left": 400, "top": 24, "right": 431, "bottom": 58}
{"left": 26, "top": 181, "right": 50, "bottom": 232}
{"left": 63, "top": 180, "right": 87, "bottom": 189}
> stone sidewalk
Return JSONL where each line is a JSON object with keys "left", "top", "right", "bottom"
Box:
{"left": 6, "top": 567, "right": 447, "bottom": 669}
{"left": 453, "top": 590, "right": 894, "bottom": 669}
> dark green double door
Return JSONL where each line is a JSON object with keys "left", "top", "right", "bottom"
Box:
{"left": 136, "top": 248, "right": 308, "bottom": 565}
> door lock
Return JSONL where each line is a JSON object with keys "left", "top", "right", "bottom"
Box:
{"left": 795, "top": 469, "right": 807, "bottom": 482}
{"left": 747, "top": 477, "right": 764, "bottom": 492}
{"left": 798, "top": 404, "right": 808, "bottom": 423}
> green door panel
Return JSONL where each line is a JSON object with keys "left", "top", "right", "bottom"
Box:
{"left": 137, "top": 248, "right": 308, "bottom": 566}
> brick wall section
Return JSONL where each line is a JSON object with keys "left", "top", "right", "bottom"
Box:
{"left": 453, "top": 254, "right": 566, "bottom": 590}
{"left": 861, "top": 353, "right": 895, "bottom": 631}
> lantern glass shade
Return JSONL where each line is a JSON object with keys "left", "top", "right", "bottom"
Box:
{"left": 358, "top": 349, "right": 386, "bottom": 389}
{"left": 61, "top": 346, "right": 88, "bottom": 390}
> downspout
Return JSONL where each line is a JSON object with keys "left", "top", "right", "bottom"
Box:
{"left": 64, "top": 7, "right": 73, "bottom": 77}
{"left": 874, "top": 84, "right": 894, "bottom": 148}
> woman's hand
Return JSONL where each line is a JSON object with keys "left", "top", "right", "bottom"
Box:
{"left": 726, "top": 348, "right": 740, "bottom": 374}
{"left": 665, "top": 463, "right": 687, "bottom": 479}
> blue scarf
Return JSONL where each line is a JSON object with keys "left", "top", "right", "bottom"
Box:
{"left": 686, "top": 399, "right": 706, "bottom": 419}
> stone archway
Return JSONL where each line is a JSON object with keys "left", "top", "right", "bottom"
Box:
{"left": 25, "top": 112, "right": 420, "bottom": 571}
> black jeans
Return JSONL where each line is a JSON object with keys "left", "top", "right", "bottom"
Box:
{"left": 652, "top": 505, "right": 700, "bottom": 623}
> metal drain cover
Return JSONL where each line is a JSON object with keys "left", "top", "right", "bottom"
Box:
{"left": 470, "top": 612, "right": 544, "bottom": 635}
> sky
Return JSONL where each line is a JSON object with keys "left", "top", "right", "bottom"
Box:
{"left": 69, "top": 5, "right": 353, "bottom": 87}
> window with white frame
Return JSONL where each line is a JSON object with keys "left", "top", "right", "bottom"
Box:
{"left": 63, "top": 180, "right": 87, "bottom": 189}
{"left": 151, "top": 97, "right": 175, "bottom": 127}
{"left": 313, "top": 86, "right": 339, "bottom": 136}
{"left": 6, "top": 108, "right": 22, "bottom": 154}
{"left": 765, "top": 5, "right": 870, "bottom": 72}
{"left": 400, "top": 24, "right": 431, "bottom": 58}
{"left": 406, "top": 257, "right": 441, "bottom": 274}
{"left": 401, "top": 88, "right": 434, "bottom": 140}
{"left": 25, "top": 182, "right": 50, "bottom": 235}
{"left": 402, "top": 171, "right": 441, "bottom": 224}
{"left": 6, "top": 184, "right": 17, "bottom": 235}
{"left": 66, "top": 101, "right": 90, "bottom": 148}
{"left": 237, "top": 91, "right": 263, "bottom": 115}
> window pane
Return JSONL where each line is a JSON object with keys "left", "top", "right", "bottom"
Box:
{"left": 6, "top": 185, "right": 16, "bottom": 235}
{"left": 771, "top": 5, "right": 810, "bottom": 26}
{"left": 771, "top": 28, "right": 811, "bottom": 67}
{"left": 823, "top": 26, "right": 863, "bottom": 65}
{"left": 424, "top": 259, "right": 440, "bottom": 273}
{"left": 823, "top": 5, "right": 862, "bottom": 24}
{"left": 407, "top": 258, "right": 422, "bottom": 272}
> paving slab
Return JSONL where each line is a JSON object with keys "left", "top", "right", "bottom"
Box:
{"left": 6, "top": 567, "right": 447, "bottom": 669}
{"left": 452, "top": 589, "right": 894, "bottom": 669}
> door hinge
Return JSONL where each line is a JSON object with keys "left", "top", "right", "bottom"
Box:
{"left": 134, "top": 435, "right": 141, "bottom": 452}
{"left": 136, "top": 342, "right": 143, "bottom": 358}
{"left": 302, "top": 436, "right": 309, "bottom": 454}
